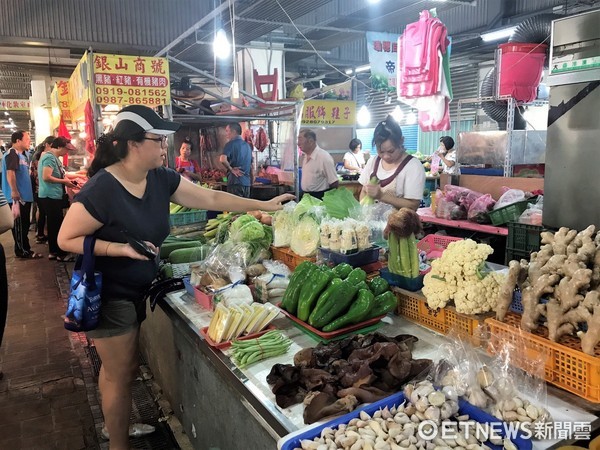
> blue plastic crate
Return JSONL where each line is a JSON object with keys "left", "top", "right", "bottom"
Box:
{"left": 278, "top": 391, "right": 532, "bottom": 450}
{"left": 380, "top": 267, "right": 424, "bottom": 291}
{"left": 182, "top": 277, "right": 195, "bottom": 297}
{"left": 319, "top": 246, "right": 380, "bottom": 267}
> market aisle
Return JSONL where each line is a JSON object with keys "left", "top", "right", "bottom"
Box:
{"left": 0, "top": 231, "right": 98, "bottom": 449}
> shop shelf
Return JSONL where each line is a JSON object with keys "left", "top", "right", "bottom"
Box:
{"left": 169, "top": 210, "right": 207, "bottom": 227}
{"left": 488, "top": 200, "right": 532, "bottom": 226}
{"left": 270, "top": 246, "right": 316, "bottom": 270}
{"left": 486, "top": 313, "right": 600, "bottom": 403}
{"left": 393, "top": 287, "right": 490, "bottom": 347}
{"left": 507, "top": 222, "right": 542, "bottom": 253}
{"left": 319, "top": 245, "right": 380, "bottom": 267}
{"left": 278, "top": 391, "right": 532, "bottom": 450}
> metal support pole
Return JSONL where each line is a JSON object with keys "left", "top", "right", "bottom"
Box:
{"left": 293, "top": 101, "right": 303, "bottom": 200}
{"left": 504, "top": 97, "right": 515, "bottom": 177}
{"left": 164, "top": 104, "right": 175, "bottom": 168}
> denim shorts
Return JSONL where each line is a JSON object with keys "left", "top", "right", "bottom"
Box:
{"left": 85, "top": 298, "right": 147, "bottom": 339}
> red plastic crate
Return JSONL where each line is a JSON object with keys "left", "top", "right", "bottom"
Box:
{"left": 417, "top": 234, "right": 463, "bottom": 257}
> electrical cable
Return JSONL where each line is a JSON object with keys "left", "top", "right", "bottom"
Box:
{"left": 272, "top": 0, "right": 380, "bottom": 99}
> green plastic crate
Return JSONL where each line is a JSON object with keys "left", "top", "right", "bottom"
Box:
{"left": 169, "top": 210, "right": 207, "bottom": 227}
{"left": 505, "top": 247, "right": 531, "bottom": 265}
{"left": 488, "top": 199, "right": 531, "bottom": 226}
{"left": 507, "top": 222, "right": 542, "bottom": 253}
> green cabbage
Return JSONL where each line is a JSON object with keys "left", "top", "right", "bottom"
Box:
{"left": 230, "top": 215, "right": 265, "bottom": 243}
{"left": 290, "top": 215, "right": 320, "bottom": 257}
{"left": 293, "top": 194, "right": 323, "bottom": 222}
{"left": 323, "top": 187, "right": 360, "bottom": 219}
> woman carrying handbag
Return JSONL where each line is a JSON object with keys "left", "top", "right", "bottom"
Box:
{"left": 57, "top": 105, "right": 294, "bottom": 450}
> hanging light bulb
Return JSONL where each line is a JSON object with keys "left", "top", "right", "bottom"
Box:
{"left": 213, "top": 28, "right": 230, "bottom": 60}
{"left": 406, "top": 111, "right": 417, "bottom": 125}
{"left": 392, "top": 105, "right": 403, "bottom": 123}
{"left": 357, "top": 105, "right": 371, "bottom": 127}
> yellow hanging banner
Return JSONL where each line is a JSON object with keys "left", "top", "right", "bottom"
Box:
{"left": 69, "top": 51, "right": 92, "bottom": 121}
{"left": 92, "top": 53, "right": 171, "bottom": 107}
{"left": 302, "top": 100, "right": 356, "bottom": 126}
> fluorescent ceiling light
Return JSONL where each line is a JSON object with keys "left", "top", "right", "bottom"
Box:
{"left": 345, "top": 68, "right": 353, "bottom": 75}
{"left": 357, "top": 105, "right": 371, "bottom": 126}
{"left": 481, "top": 26, "right": 517, "bottom": 42}
{"left": 213, "top": 28, "right": 231, "bottom": 60}
{"left": 368, "top": 0, "right": 381, "bottom": 3}
{"left": 355, "top": 64, "right": 371, "bottom": 73}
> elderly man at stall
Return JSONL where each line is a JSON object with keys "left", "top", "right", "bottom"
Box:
{"left": 297, "top": 129, "right": 338, "bottom": 200}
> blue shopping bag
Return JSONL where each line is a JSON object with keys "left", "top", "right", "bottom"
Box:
{"left": 64, "top": 236, "right": 102, "bottom": 332}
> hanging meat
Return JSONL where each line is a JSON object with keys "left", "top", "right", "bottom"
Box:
{"left": 242, "top": 128, "right": 254, "bottom": 148}
{"left": 254, "top": 127, "right": 268, "bottom": 152}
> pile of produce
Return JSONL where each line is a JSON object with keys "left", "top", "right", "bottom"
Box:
{"left": 291, "top": 379, "right": 520, "bottom": 450}
{"left": 497, "top": 225, "right": 600, "bottom": 355}
{"left": 203, "top": 212, "right": 235, "bottom": 243}
{"left": 198, "top": 168, "right": 226, "bottom": 182}
{"left": 272, "top": 189, "right": 363, "bottom": 257}
{"left": 422, "top": 239, "right": 505, "bottom": 314}
{"left": 385, "top": 208, "right": 422, "bottom": 279}
{"left": 169, "top": 202, "right": 206, "bottom": 215}
{"left": 207, "top": 302, "right": 279, "bottom": 344}
{"left": 267, "top": 333, "right": 432, "bottom": 424}
{"left": 231, "top": 330, "right": 292, "bottom": 369}
{"left": 320, "top": 218, "right": 371, "bottom": 255}
{"left": 280, "top": 261, "right": 397, "bottom": 332}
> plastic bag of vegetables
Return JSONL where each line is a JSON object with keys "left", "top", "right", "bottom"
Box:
{"left": 272, "top": 201, "right": 296, "bottom": 247}
{"left": 290, "top": 215, "right": 320, "bottom": 257}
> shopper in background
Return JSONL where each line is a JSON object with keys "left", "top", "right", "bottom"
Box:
{"left": 57, "top": 105, "right": 293, "bottom": 450}
{"left": 437, "top": 136, "right": 459, "bottom": 175}
{"left": 0, "top": 188, "right": 14, "bottom": 380}
{"left": 1, "top": 130, "right": 42, "bottom": 258}
{"left": 31, "top": 136, "right": 54, "bottom": 244}
{"left": 38, "top": 137, "right": 77, "bottom": 262}
{"left": 174, "top": 137, "right": 202, "bottom": 182}
{"left": 297, "top": 128, "right": 338, "bottom": 199}
{"left": 220, "top": 122, "right": 252, "bottom": 198}
{"left": 359, "top": 115, "right": 425, "bottom": 211}
{"left": 343, "top": 138, "right": 367, "bottom": 172}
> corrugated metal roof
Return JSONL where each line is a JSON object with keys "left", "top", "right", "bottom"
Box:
{"left": 0, "top": 0, "right": 214, "bottom": 50}
{"left": 514, "top": 0, "right": 565, "bottom": 15}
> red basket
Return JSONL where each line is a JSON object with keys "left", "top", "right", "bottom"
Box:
{"left": 417, "top": 234, "right": 463, "bottom": 256}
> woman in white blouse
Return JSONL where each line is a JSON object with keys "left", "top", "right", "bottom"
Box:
{"left": 343, "top": 138, "right": 367, "bottom": 172}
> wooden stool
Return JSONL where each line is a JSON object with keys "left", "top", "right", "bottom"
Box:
{"left": 253, "top": 68, "right": 278, "bottom": 101}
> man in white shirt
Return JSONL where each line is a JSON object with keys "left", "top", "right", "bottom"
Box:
{"left": 297, "top": 129, "right": 338, "bottom": 199}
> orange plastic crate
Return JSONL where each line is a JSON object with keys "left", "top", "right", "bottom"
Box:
{"left": 270, "top": 246, "right": 316, "bottom": 270}
{"left": 393, "top": 287, "right": 489, "bottom": 347}
{"left": 486, "top": 313, "right": 600, "bottom": 403}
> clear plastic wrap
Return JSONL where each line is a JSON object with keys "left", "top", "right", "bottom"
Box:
{"left": 432, "top": 331, "right": 551, "bottom": 433}
{"left": 518, "top": 196, "right": 543, "bottom": 225}
{"left": 494, "top": 189, "right": 526, "bottom": 210}
{"left": 272, "top": 201, "right": 296, "bottom": 247}
{"left": 354, "top": 203, "right": 393, "bottom": 248}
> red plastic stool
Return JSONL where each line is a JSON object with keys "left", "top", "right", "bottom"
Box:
{"left": 253, "top": 68, "right": 278, "bottom": 101}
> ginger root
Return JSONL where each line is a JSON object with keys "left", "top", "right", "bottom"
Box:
{"left": 541, "top": 227, "right": 577, "bottom": 255}
{"left": 554, "top": 268, "right": 592, "bottom": 310}
{"left": 578, "top": 291, "right": 600, "bottom": 355}
{"left": 496, "top": 260, "right": 526, "bottom": 321}
{"left": 521, "top": 274, "right": 560, "bottom": 331}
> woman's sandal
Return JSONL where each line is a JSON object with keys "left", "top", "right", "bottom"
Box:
{"left": 48, "top": 254, "right": 57, "bottom": 260}
{"left": 56, "top": 254, "right": 75, "bottom": 262}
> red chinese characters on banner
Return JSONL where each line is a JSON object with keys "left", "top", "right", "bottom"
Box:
{"left": 92, "top": 53, "right": 171, "bottom": 106}
{"left": 372, "top": 40, "right": 398, "bottom": 53}
{"left": 94, "top": 74, "right": 168, "bottom": 87}
{"left": 0, "top": 99, "right": 30, "bottom": 110}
